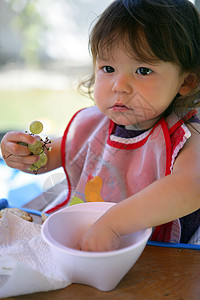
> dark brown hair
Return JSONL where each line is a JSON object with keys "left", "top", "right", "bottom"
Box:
{"left": 80, "top": 0, "right": 200, "bottom": 118}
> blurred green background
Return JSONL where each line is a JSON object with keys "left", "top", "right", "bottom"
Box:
{"left": 0, "top": 88, "right": 92, "bottom": 136}
{"left": 0, "top": 0, "right": 112, "bottom": 138}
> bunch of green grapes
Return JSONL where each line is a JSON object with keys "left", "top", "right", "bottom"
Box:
{"left": 19, "top": 121, "right": 52, "bottom": 174}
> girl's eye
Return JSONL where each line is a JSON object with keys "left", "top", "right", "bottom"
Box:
{"left": 102, "top": 66, "right": 115, "bottom": 73}
{"left": 136, "top": 67, "right": 153, "bottom": 76}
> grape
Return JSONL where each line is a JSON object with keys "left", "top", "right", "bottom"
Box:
{"left": 34, "top": 160, "right": 42, "bottom": 168}
{"left": 17, "top": 120, "right": 52, "bottom": 174}
{"left": 29, "top": 121, "right": 43, "bottom": 134}
{"left": 39, "top": 152, "right": 48, "bottom": 166}
{"left": 18, "top": 142, "right": 28, "bottom": 147}
{"left": 28, "top": 140, "right": 43, "bottom": 155}
{"left": 29, "top": 165, "right": 38, "bottom": 171}
{"left": 29, "top": 161, "right": 41, "bottom": 171}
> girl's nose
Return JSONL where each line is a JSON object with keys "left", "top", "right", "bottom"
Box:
{"left": 112, "top": 75, "right": 133, "bottom": 94}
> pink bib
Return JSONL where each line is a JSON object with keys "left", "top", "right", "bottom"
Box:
{"left": 53, "top": 106, "right": 195, "bottom": 243}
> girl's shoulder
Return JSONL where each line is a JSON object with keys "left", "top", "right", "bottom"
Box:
{"left": 165, "top": 109, "right": 199, "bottom": 133}
{"left": 188, "top": 114, "right": 200, "bottom": 125}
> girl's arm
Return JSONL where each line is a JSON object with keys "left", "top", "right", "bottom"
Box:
{"left": 78, "top": 123, "right": 200, "bottom": 252}
{"left": 1, "top": 131, "right": 62, "bottom": 174}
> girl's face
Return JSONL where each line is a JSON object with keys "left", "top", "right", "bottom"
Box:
{"left": 93, "top": 43, "right": 187, "bottom": 129}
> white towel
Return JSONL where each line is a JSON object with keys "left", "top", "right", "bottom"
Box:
{"left": 0, "top": 211, "right": 70, "bottom": 298}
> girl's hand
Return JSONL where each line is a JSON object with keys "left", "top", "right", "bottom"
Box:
{"left": 77, "top": 215, "right": 121, "bottom": 252}
{"left": 1, "top": 131, "right": 39, "bottom": 172}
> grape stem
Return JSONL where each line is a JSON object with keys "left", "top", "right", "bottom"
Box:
{"left": 30, "top": 165, "right": 47, "bottom": 175}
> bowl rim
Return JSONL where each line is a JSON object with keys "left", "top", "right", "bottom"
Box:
{"left": 41, "top": 202, "right": 152, "bottom": 258}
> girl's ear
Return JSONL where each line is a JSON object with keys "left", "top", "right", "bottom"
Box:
{"left": 179, "top": 73, "right": 198, "bottom": 95}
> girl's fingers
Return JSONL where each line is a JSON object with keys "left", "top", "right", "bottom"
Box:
{"left": 1, "top": 131, "right": 38, "bottom": 158}
{"left": 5, "top": 141, "right": 31, "bottom": 157}
{"left": 5, "top": 131, "right": 37, "bottom": 145}
{"left": 5, "top": 161, "right": 32, "bottom": 172}
{"left": 4, "top": 153, "right": 39, "bottom": 165}
{"left": 1, "top": 131, "right": 46, "bottom": 173}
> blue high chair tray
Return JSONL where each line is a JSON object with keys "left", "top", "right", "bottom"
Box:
{"left": 147, "top": 240, "right": 200, "bottom": 250}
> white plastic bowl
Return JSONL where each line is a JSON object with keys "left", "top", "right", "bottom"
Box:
{"left": 41, "top": 202, "right": 152, "bottom": 291}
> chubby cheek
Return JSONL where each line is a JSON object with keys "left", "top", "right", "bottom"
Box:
{"left": 94, "top": 82, "right": 107, "bottom": 112}
{"left": 93, "top": 84, "right": 100, "bottom": 106}
{"left": 93, "top": 82, "right": 98, "bottom": 102}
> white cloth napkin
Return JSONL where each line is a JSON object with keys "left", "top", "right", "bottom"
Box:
{"left": 0, "top": 211, "right": 70, "bottom": 298}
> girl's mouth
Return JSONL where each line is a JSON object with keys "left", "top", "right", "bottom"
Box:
{"left": 110, "top": 103, "right": 133, "bottom": 112}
